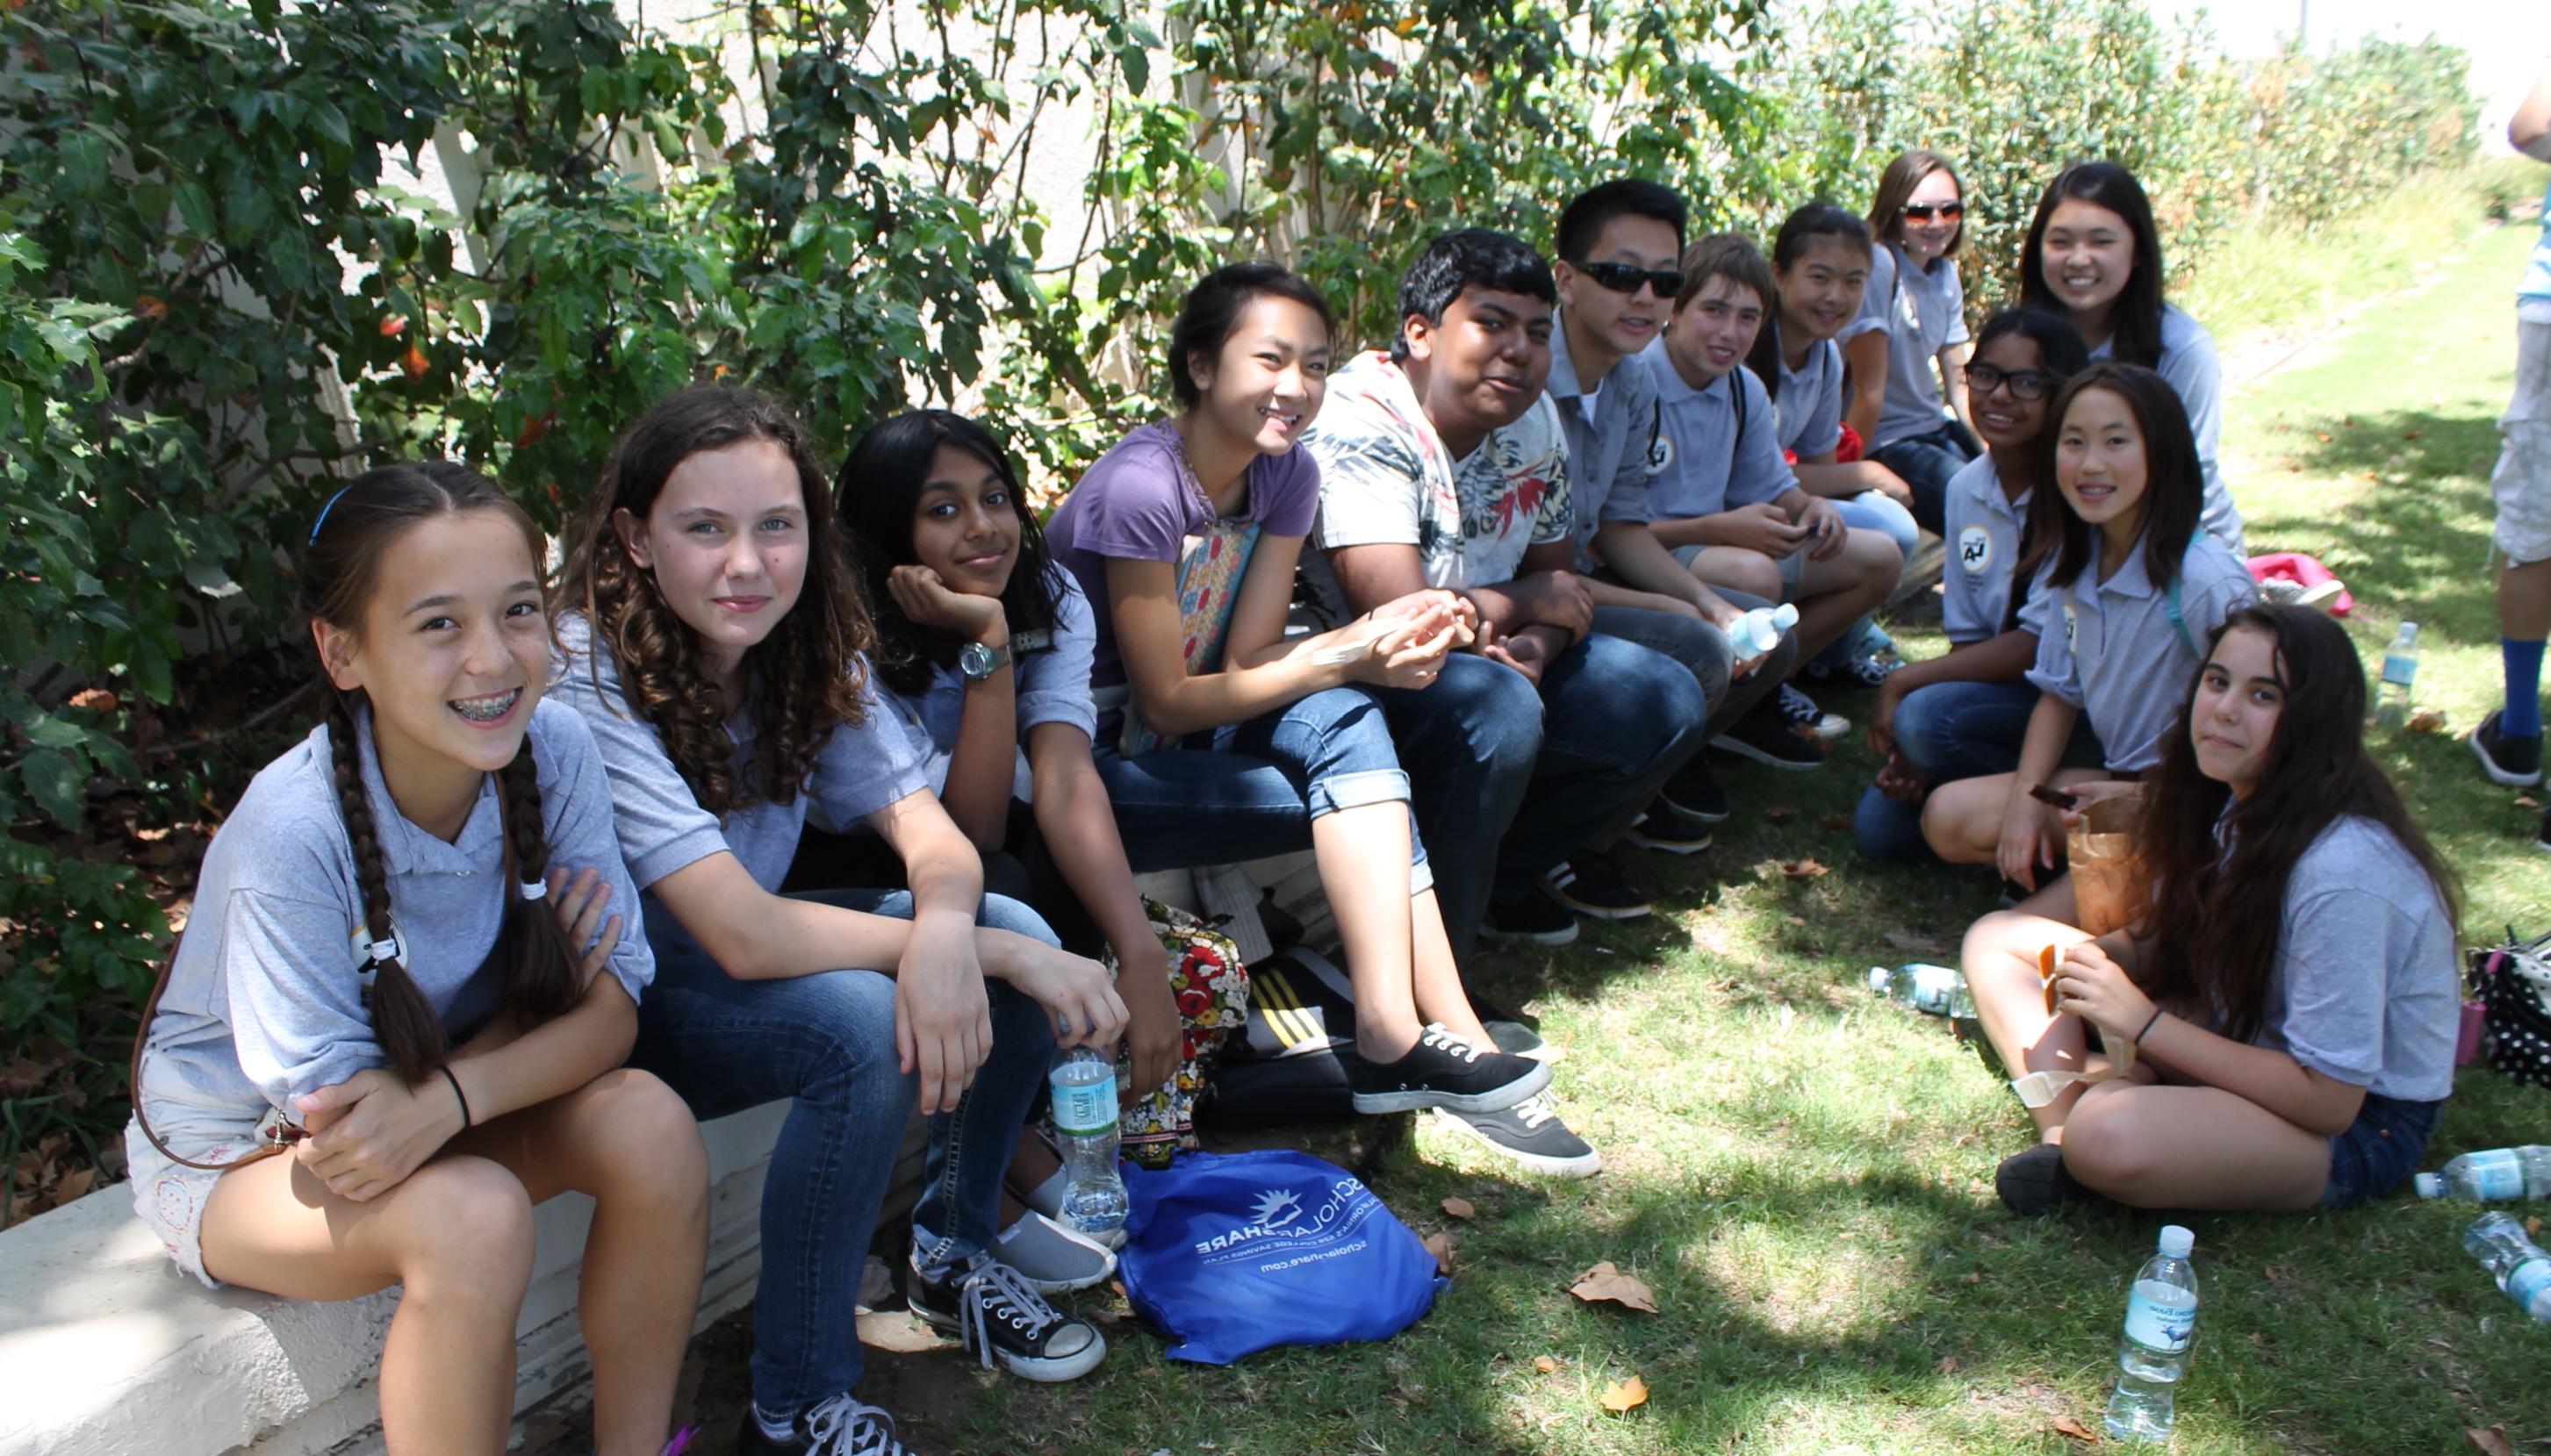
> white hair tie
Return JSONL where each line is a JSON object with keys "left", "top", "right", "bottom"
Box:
{"left": 520, "top": 879, "right": 548, "bottom": 901}
{"left": 363, "top": 937, "right": 399, "bottom": 965}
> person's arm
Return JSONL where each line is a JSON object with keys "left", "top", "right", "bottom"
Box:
{"left": 867, "top": 786, "right": 993, "bottom": 1114}
{"left": 1937, "top": 338, "right": 1974, "bottom": 434}
{"left": 1587, "top": 521, "right": 1740, "bottom": 622}
{"left": 2513, "top": 60, "right": 2551, "bottom": 161}
{"left": 1770, "top": 484, "right": 1847, "bottom": 560}
{"left": 1792, "top": 455, "right": 1915, "bottom": 506}
{"left": 1996, "top": 691, "right": 2081, "bottom": 891}
{"left": 1649, "top": 503, "right": 1807, "bottom": 555}
{"left": 1867, "top": 628, "right": 2037, "bottom": 757}
{"left": 1024, "top": 722, "right": 1181, "bottom": 1100}
{"left": 885, "top": 565, "right": 1016, "bottom": 850}
{"left": 1842, "top": 328, "right": 1888, "bottom": 444}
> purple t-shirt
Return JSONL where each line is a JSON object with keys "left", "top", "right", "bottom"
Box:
{"left": 1044, "top": 420, "right": 1321, "bottom": 691}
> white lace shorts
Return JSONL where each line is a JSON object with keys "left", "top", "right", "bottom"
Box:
{"left": 126, "top": 1057, "right": 272, "bottom": 1288}
{"left": 2497, "top": 314, "right": 2551, "bottom": 565}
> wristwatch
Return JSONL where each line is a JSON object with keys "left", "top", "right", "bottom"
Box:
{"left": 958, "top": 640, "right": 1012, "bottom": 680}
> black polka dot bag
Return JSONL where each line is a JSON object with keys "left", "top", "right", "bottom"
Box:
{"left": 2472, "top": 927, "right": 2551, "bottom": 1089}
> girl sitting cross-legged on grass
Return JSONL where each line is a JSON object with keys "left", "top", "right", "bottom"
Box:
{"left": 126, "top": 463, "right": 708, "bottom": 1456}
{"left": 1962, "top": 603, "right": 2462, "bottom": 1216}
{"left": 1919, "top": 362, "right": 2257, "bottom": 891}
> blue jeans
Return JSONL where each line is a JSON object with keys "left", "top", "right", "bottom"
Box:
{"left": 1851, "top": 678, "right": 2106, "bottom": 861}
{"left": 1589, "top": 597, "right": 1791, "bottom": 739}
{"left": 1096, "top": 685, "right": 1431, "bottom": 894}
{"left": 632, "top": 888, "right": 1058, "bottom": 1417}
{"left": 1372, "top": 634, "right": 1707, "bottom": 954}
{"left": 1869, "top": 423, "right": 1979, "bottom": 536}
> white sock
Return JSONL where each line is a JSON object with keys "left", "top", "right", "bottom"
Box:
{"left": 753, "top": 1403, "right": 794, "bottom": 1443}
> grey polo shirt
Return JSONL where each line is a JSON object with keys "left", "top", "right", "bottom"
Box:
{"left": 1771, "top": 336, "right": 1845, "bottom": 459}
{"left": 2088, "top": 304, "right": 2244, "bottom": 555}
{"left": 873, "top": 572, "right": 1101, "bottom": 803}
{"left": 2239, "top": 816, "right": 2458, "bottom": 1102}
{"left": 1841, "top": 243, "right": 1969, "bottom": 450}
{"left": 2023, "top": 532, "right": 2257, "bottom": 773}
{"left": 1940, "top": 452, "right": 2032, "bottom": 644}
{"left": 1638, "top": 339, "right": 1795, "bottom": 520}
{"left": 550, "top": 613, "right": 929, "bottom": 893}
{"left": 1545, "top": 311, "right": 1663, "bottom": 568}
{"left": 138, "top": 699, "right": 654, "bottom": 1117}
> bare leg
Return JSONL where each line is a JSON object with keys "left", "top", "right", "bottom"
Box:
{"left": 1784, "top": 528, "right": 1904, "bottom": 663}
{"left": 2502, "top": 555, "right": 2551, "bottom": 642}
{"left": 1313, "top": 800, "right": 1426, "bottom": 1058}
{"left": 451, "top": 1068, "right": 708, "bottom": 1456}
{"left": 1920, "top": 768, "right": 2107, "bottom": 865}
{"left": 201, "top": 1154, "right": 535, "bottom": 1454}
{"left": 2059, "top": 1080, "right": 2331, "bottom": 1210}
{"left": 1686, "top": 547, "right": 1784, "bottom": 605}
{"left": 1961, "top": 886, "right": 2102, "bottom": 1140}
{"left": 1406, "top": 887, "right": 1492, "bottom": 1045}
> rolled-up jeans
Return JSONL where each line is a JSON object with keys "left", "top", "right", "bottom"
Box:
{"left": 632, "top": 887, "right": 1058, "bottom": 1419}
{"left": 1094, "top": 684, "right": 1431, "bottom": 895}
{"left": 1850, "top": 678, "right": 2105, "bottom": 861}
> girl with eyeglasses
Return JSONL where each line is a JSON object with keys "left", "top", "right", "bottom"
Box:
{"left": 1853, "top": 309, "right": 2092, "bottom": 862}
{"left": 1841, "top": 148, "right": 1979, "bottom": 536}
{"left": 2019, "top": 161, "right": 2245, "bottom": 554}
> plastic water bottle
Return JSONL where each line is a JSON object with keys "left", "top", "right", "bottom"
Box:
{"left": 1046, "top": 1047, "right": 1128, "bottom": 1240}
{"left": 1866, "top": 963, "right": 1975, "bottom": 1019}
{"left": 2463, "top": 1212, "right": 2551, "bottom": 1323}
{"left": 2104, "top": 1224, "right": 2198, "bottom": 1443}
{"left": 1728, "top": 602, "right": 1800, "bottom": 657}
{"left": 2416, "top": 1146, "right": 2551, "bottom": 1202}
{"left": 2369, "top": 621, "right": 2418, "bottom": 729}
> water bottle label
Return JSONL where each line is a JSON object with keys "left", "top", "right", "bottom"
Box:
{"left": 2124, "top": 1286, "right": 2195, "bottom": 1351}
{"left": 2466, "top": 1151, "right": 2526, "bottom": 1201}
{"left": 1049, "top": 1066, "right": 1117, "bottom": 1135}
{"left": 2379, "top": 653, "right": 2415, "bottom": 688}
{"left": 2511, "top": 1258, "right": 2551, "bottom": 1309}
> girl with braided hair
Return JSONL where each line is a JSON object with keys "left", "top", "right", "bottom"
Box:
{"left": 551, "top": 385, "right": 1129, "bottom": 1455}
{"left": 126, "top": 463, "right": 709, "bottom": 1454}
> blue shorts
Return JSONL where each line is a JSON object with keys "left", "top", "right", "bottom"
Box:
{"left": 2319, "top": 1091, "right": 2443, "bottom": 1210}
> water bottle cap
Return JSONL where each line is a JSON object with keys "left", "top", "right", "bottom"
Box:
{"left": 1771, "top": 602, "right": 1800, "bottom": 630}
{"left": 2414, "top": 1172, "right": 2443, "bottom": 1200}
{"left": 2158, "top": 1224, "right": 2194, "bottom": 1258}
{"left": 1867, "top": 966, "right": 1889, "bottom": 991}
{"left": 2398, "top": 621, "right": 2418, "bottom": 640}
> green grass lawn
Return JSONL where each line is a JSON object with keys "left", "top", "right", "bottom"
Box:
{"left": 853, "top": 223, "right": 2551, "bottom": 1456}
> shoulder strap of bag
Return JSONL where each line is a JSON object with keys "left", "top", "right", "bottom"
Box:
{"left": 129, "top": 947, "right": 299, "bottom": 1173}
{"left": 2164, "top": 575, "right": 2198, "bottom": 659}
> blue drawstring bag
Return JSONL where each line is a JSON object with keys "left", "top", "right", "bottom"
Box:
{"left": 1116, "top": 1148, "right": 1446, "bottom": 1365}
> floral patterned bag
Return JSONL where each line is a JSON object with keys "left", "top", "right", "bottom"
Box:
{"left": 1100, "top": 897, "right": 1253, "bottom": 1167}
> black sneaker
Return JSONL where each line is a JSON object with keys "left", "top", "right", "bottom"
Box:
{"left": 2470, "top": 709, "right": 2544, "bottom": 787}
{"left": 907, "top": 1254, "right": 1106, "bottom": 1382}
{"left": 1779, "top": 683, "right": 1851, "bottom": 742}
{"left": 1481, "top": 892, "right": 1579, "bottom": 944}
{"left": 1348, "top": 1023, "right": 1550, "bottom": 1113}
{"left": 1711, "top": 699, "right": 1827, "bottom": 769}
{"left": 1469, "top": 994, "right": 1561, "bottom": 1063}
{"left": 1430, "top": 1094, "right": 1602, "bottom": 1177}
{"left": 1539, "top": 851, "right": 1652, "bottom": 919}
{"left": 1804, "top": 653, "right": 1896, "bottom": 692}
{"left": 1624, "top": 800, "right": 1713, "bottom": 856}
{"left": 738, "top": 1394, "right": 915, "bottom": 1455}
{"left": 1994, "top": 1142, "right": 2101, "bottom": 1216}
{"left": 1659, "top": 757, "right": 1729, "bottom": 821}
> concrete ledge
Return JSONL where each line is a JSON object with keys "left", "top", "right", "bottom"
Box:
{"left": 0, "top": 1102, "right": 786, "bottom": 1456}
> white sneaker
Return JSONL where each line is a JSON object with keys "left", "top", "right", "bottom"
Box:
{"left": 989, "top": 1209, "right": 1118, "bottom": 1294}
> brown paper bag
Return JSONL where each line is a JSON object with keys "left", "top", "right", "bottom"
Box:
{"left": 2065, "top": 791, "right": 2147, "bottom": 937}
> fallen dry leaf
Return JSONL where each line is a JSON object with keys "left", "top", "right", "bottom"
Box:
{"left": 1599, "top": 1375, "right": 1649, "bottom": 1414}
{"left": 2315, "top": 430, "right": 2334, "bottom": 442}
{"left": 1764, "top": 804, "right": 1795, "bottom": 824}
{"left": 2467, "top": 1426, "right": 2513, "bottom": 1456}
{"left": 1884, "top": 930, "right": 1944, "bottom": 955}
{"left": 2526, "top": 1216, "right": 2542, "bottom": 1238}
{"left": 2406, "top": 708, "right": 2447, "bottom": 735}
{"left": 1570, "top": 1262, "right": 1661, "bottom": 1314}
{"left": 2517, "top": 795, "right": 2541, "bottom": 810}
{"left": 1779, "top": 857, "right": 1829, "bottom": 880}
{"left": 2051, "top": 1413, "right": 2098, "bottom": 1443}
{"left": 1423, "top": 1231, "right": 1453, "bottom": 1276}
{"left": 1935, "top": 1354, "right": 1963, "bottom": 1374}
{"left": 68, "top": 688, "right": 117, "bottom": 713}
{"left": 1441, "top": 1195, "right": 1475, "bottom": 1220}
{"left": 1818, "top": 812, "right": 1852, "bottom": 831}
{"left": 52, "top": 1166, "right": 95, "bottom": 1205}
{"left": 1533, "top": 1355, "right": 1558, "bottom": 1374}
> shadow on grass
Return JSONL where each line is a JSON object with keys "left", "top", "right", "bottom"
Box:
{"left": 2256, "top": 405, "right": 2501, "bottom": 639}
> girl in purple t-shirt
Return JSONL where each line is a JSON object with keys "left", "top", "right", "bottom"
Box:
{"left": 1044, "top": 263, "right": 1595, "bottom": 1172}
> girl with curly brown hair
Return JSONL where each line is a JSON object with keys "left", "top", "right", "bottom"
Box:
{"left": 550, "top": 385, "right": 1130, "bottom": 1454}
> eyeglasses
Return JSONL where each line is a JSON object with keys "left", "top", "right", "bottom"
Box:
{"left": 1573, "top": 261, "right": 1686, "bottom": 298}
{"left": 1900, "top": 201, "right": 1965, "bottom": 222}
{"left": 1966, "top": 363, "right": 2056, "bottom": 401}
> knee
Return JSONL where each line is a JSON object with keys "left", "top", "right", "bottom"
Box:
{"left": 1713, "top": 552, "right": 1781, "bottom": 602}
{"left": 393, "top": 1158, "right": 536, "bottom": 1295}
{"left": 1892, "top": 688, "right": 1949, "bottom": 769}
{"left": 981, "top": 892, "right": 1061, "bottom": 949}
{"left": 2060, "top": 1085, "right": 2161, "bottom": 1197}
{"left": 577, "top": 1070, "right": 709, "bottom": 1205}
{"left": 1440, "top": 658, "right": 1546, "bottom": 771}
{"left": 1850, "top": 529, "right": 1905, "bottom": 582}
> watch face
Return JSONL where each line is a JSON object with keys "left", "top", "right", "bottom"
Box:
{"left": 959, "top": 641, "right": 995, "bottom": 678}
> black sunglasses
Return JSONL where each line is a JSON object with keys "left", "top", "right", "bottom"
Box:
{"left": 1573, "top": 260, "right": 1685, "bottom": 298}
{"left": 1966, "top": 362, "right": 2056, "bottom": 401}
{"left": 1901, "top": 201, "right": 1965, "bottom": 222}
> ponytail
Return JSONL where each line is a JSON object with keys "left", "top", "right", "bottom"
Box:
{"left": 326, "top": 692, "right": 449, "bottom": 1084}
{"left": 497, "top": 739, "right": 583, "bottom": 1022}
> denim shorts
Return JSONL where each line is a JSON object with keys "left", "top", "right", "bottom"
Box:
{"left": 2319, "top": 1090, "right": 2444, "bottom": 1210}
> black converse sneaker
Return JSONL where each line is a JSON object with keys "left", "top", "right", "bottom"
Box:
{"left": 907, "top": 1254, "right": 1106, "bottom": 1382}
{"left": 1482, "top": 892, "right": 1579, "bottom": 944}
{"left": 1430, "top": 1093, "right": 1601, "bottom": 1177}
{"left": 1539, "top": 850, "right": 1652, "bottom": 919}
{"left": 1711, "top": 698, "right": 1827, "bottom": 769}
{"left": 1624, "top": 800, "right": 1714, "bottom": 856}
{"left": 737, "top": 1393, "right": 915, "bottom": 1455}
{"left": 1994, "top": 1143, "right": 2101, "bottom": 1217}
{"left": 1660, "top": 756, "right": 1730, "bottom": 821}
{"left": 1347, "top": 1023, "right": 1550, "bottom": 1113}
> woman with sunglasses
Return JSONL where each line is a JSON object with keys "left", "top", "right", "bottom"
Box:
{"left": 1841, "top": 148, "right": 1978, "bottom": 536}
{"left": 1853, "top": 308, "right": 2093, "bottom": 862}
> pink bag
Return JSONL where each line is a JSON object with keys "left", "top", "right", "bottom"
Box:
{"left": 2246, "top": 551, "right": 2353, "bottom": 617}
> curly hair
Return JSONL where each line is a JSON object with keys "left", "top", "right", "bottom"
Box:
{"left": 556, "top": 384, "right": 873, "bottom": 816}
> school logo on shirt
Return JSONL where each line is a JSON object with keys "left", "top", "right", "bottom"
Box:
{"left": 1645, "top": 430, "right": 1674, "bottom": 477}
{"left": 346, "top": 918, "right": 408, "bottom": 972}
{"left": 1957, "top": 527, "right": 1992, "bottom": 575}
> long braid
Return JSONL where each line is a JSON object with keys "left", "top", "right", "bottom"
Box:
{"left": 327, "top": 694, "right": 447, "bottom": 1083}
{"left": 496, "top": 739, "right": 580, "bottom": 1019}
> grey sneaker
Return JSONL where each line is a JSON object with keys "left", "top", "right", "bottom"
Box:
{"left": 1430, "top": 1094, "right": 1601, "bottom": 1177}
{"left": 988, "top": 1209, "right": 1117, "bottom": 1294}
